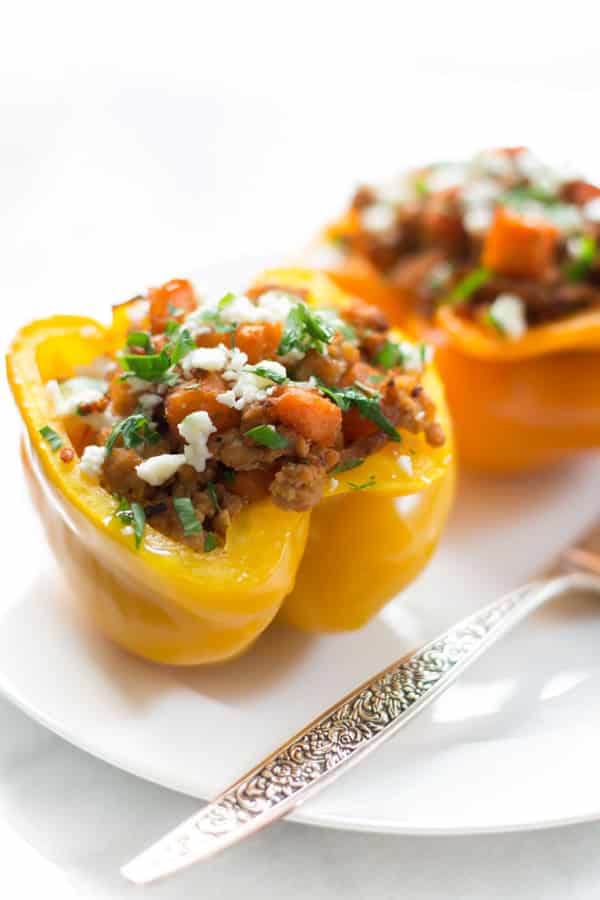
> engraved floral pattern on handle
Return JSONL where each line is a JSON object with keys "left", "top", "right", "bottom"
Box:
{"left": 123, "top": 579, "right": 578, "bottom": 885}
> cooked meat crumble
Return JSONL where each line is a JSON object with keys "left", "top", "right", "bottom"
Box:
{"left": 331, "top": 148, "right": 600, "bottom": 335}
{"left": 48, "top": 279, "right": 445, "bottom": 551}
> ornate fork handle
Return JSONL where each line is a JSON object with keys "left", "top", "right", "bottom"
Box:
{"left": 122, "top": 573, "right": 595, "bottom": 884}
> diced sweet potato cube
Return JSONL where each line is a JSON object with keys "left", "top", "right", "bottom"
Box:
{"left": 342, "top": 406, "right": 378, "bottom": 442}
{"left": 110, "top": 373, "right": 138, "bottom": 416}
{"left": 149, "top": 279, "right": 198, "bottom": 334}
{"left": 235, "top": 323, "right": 282, "bottom": 363}
{"left": 165, "top": 374, "right": 240, "bottom": 432}
{"left": 271, "top": 387, "right": 342, "bottom": 447}
{"left": 482, "top": 207, "right": 558, "bottom": 278}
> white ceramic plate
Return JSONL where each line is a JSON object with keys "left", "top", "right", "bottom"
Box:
{"left": 3, "top": 257, "right": 600, "bottom": 836}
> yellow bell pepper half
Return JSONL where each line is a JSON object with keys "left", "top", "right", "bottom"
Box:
{"left": 7, "top": 269, "right": 454, "bottom": 664}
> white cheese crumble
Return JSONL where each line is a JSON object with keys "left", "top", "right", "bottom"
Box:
{"left": 180, "top": 345, "right": 230, "bottom": 376}
{"left": 178, "top": 411, "right": 216, "bottom": 472}
{"left": 583, "top": 197, "right": 600, "bottom": 223}
{"left": 138, "top": 393, "right": 162, "bottom": 415}
{"left": 426, "top": 163, "right": 468, "bottom": 193}
{"left": 46, "top": 377, "right": 107, "bottom": 417}
{"left": 359, "top": 203, "right": 396, "bottom": 234}
{"left": 183, "top": 289, "right": 296, "bottom": 339}
{"left": 217, "top": 356, "right": 285, "bottom": 411}
{"left": 79, "top": 444, "right": 106, "bottom": 478}
{"left": 463, "top": 205, "right": 493, "bottom": 234}
{"left": 135, "top": 453, "right": 186, "bottom": 486}
{"left": 487, "top": 294, "right": 527, "bottom": 339}
{"left": 127, "top": 298, "right": 150, "bottom": 326}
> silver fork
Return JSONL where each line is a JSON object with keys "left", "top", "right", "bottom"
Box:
{"left": 122, "top": 519, "right": 600, "bottom": 885}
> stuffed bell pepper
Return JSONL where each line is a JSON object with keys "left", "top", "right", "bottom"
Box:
{"left": 316, "top": 148, "right": 600, "bottom": 470}
{"left": 7, "top": 268, "right": 453, "bottom": 664}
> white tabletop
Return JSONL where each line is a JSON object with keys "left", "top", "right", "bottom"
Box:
{"left": 2, "top": 4, "right": 600, "bottom": 897}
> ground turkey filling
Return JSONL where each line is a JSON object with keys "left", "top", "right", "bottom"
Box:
{"left": 50, "top": 280, "right": 445, "bottom": 552}
{"left": 332, "top": 147, "right": 600, "bottom": 336}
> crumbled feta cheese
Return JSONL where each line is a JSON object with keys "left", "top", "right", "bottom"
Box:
{"left": 426, "top": 163, "right": 468, "bottom": 193}
{"left": 374, "top": 174, "right": 415, "bottom": 206}
{"left": 79, "top": 444, "right": 106, "bottom": 478}
{"left": 487, "top": 294, "right": 527, "bottom": 339}
{"left": 583, "top": 197, "right": 600, "bottom": 223}
{"left": 183, "top": 289, "right": 296, "bottom": 339}
{"left": 255, "top": 290, "right": 295, "bottom": 324}
{"left": 473, "top": 149, "right": 514, "bottom": 178}
{"left": 127, "top": 299, "right": 150, "bottom": 326}
{"left": 463, "top": 205, "right": 493, "bottom": 234}
{"left": 396, "top": 454, "right": 414, "bottom": 476}
{"left": 545, "top": 203, "right": 583, "bottom": 234}
{"left": 178, "top": 411, "right": 216, "bottom": 472}
{"left": 461, "top": 179, "right": 501, "bottom": 208}
{"left": 217, "top": 355, "right": 282, "bottom": 411}
{"left": 135, "top": 453, "right": 186, "bottom": 486}
{"left": 180, "top": 345, "right": 230, "bottom": 376}
{"left": 46, "top": 377, "right": 107, "bottom": 417}
{"left": 138, "top": 393, "right": 162, "bottom": 415}
{"left": 359, "top": 203, "right": 396, "bottom": 234}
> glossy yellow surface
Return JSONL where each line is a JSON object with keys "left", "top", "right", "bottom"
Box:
{"left": 7, "top": 269, "right": 454, "bottom": 663}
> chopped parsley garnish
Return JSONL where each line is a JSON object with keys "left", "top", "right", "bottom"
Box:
{"left": 414, "top": 177, "right": 428, "bottom": 198}
{"left": 204, "top": 531, "right": 218, "bottom": 552}
{"left": 440, "top": 267, "right": 491, "bottom": 305}
{"left": 121, "top": 348, "right": 174, "bottom": 383}
{"left": 316, "top": 307, "right": 358, "bottom": 344}
{"left": 126, "top": 331, "right": 152, "bottom": 351}
{"left": 192, "top": 308, "right": 237, "bottom": 347}
{"left": 244, "top": 424, "right": 291, "bottom": 449}
{"left": 316, "top": 380, "right": 401, "bottom": 442}
{"left": 242, "top": 365, "right": 288, "bottom": 384}
{"left": 218, "top": 292, "right": 236, "bottom": 310}
{"left": 206, "top": 481, "right": 220, "bottom": 513}
{"left": 501, "top": 184, "right": 558, "bottom": 208}
{"left": 173, "top": 497, "right": 202, "bottom": 537}
{"left": 347, "top": 474, "right": 377, "bottom": 491}
{"left": 564, "top": 234, "right": 597, "bottom": 282}
{"left": 482, "top": 308, "right": 504, "bottom": 335}
{"left": 376, "top": 340, "right": 408, "bottom": 369}
{"left": 39, "top": 425, "right": 63, "bottom": 451}
{"left": 331, "top": 457, "right": 365, "bottom": 474}
{"left": 105, "top": 414, "right": 160, "bottom": 456}
{"left": 114, "top": 496, "right": 146, "bottom": 548}
{"left": 167, "top": 327, "right": 195, "bottom": 365}
{"left": 278, "top": 302, "right": 335, "bottom": 356}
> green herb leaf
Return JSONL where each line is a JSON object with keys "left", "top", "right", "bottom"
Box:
{"left": 242, "top": 365, "right": 288, "bottom": 384}
{"left": 316, "top": 380, "right": 401, "bottom": 442}
{"left": 376, "top": 340, "right": 408, "bottom": 369}
{"left": 105, "top": 414, "right": 160, "bottom": 456}
{"left": 414, "top": 177, "right": 428, "bottom": 198}
{"left": 206, "top": 481, "right": 220, "bottom": 513}
{"left": 204, "top": 531, "right": 218, "bottom": 552}
{"left": 564, "top": 234, "right": 597, "bottom": 282}
{"left": 440, "top": 268, "right": 491, "bottom": 306}
{"left": 173, "top": 497, "right": 202, "bottom": 536}
{"left": 244, "top": 424, "right": 291, "bottom": 449}
{"left": 168, "top": 327, "right": 195, "bottom": 365}
{"left": 218, "top": 292, "right": 236, "bottom": 310}
{"left": 315, "top": 307, "right": 358, "bottom": 343}
{"left": 126, "top": 331, "right": 152, "bottom": 351}
{"left": 113, "top": 495, "right": 146, "bottom": 548}
{"left": 482, "top": 309, "right": 504, "bottom": 335}
{"left": 347, "top": 474, "right": 376, "bottom": 491}
{"left": 121, "top": 349, "right": 173, "bottom": 382}
{"left": 331, "top": 457, "right": 364, "bottom": 474}
{"left": 278, "top": 303, "right": 335, "bottom": 356}
{"left": 39, "top": 425, "right": 63, "bottom": 451}
{"left": 501, "top": 184, "right": 558, "bottom": 208}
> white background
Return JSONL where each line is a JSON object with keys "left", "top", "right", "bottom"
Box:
{"left": 1, "top": 2, "right": 600, "bottom": 897}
